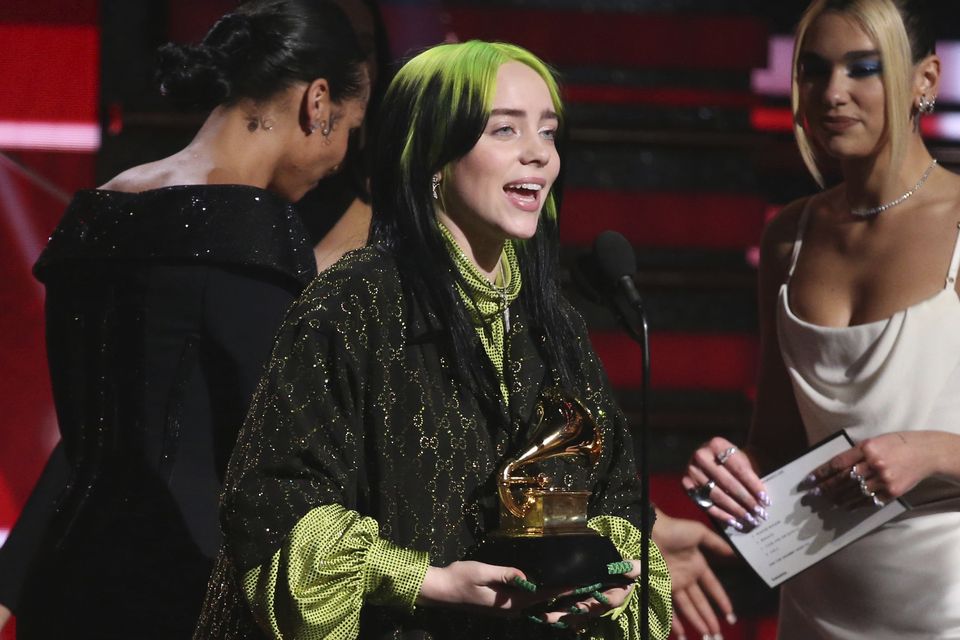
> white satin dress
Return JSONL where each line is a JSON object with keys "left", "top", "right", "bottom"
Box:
{"left": 774, "top": 202, "right": 960, "bottom": 639}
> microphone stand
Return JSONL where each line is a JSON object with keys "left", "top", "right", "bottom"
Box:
{"left": 611, "top": 286, "right": 651, "bottom": 640}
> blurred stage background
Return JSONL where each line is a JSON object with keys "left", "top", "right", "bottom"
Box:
{"left": 3, "top": 1, "right": 960, "bottom": 638}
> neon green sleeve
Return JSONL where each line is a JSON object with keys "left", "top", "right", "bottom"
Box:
{"left": 586, "top": 515, "right": 673, "bottom": 640}
{"left": 242, "top": 504, "right": 429, "bottom": 640}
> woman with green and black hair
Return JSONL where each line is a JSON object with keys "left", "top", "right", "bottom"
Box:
{"left": 196, "top": 40, "right": 672, "bottom": 640}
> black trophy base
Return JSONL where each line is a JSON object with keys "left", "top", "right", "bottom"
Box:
{"left": 468, "top": 532, "right": 632, "bottom": 587}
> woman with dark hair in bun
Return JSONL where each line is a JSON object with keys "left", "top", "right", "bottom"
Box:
{"left": 0, "top": 1, "right": 368, "bottom": 637}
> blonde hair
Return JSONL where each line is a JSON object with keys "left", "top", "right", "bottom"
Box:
{"left": 791, "top": 0, "right": 915, "bottom": 187}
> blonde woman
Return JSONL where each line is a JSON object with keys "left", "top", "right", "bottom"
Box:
{"left": 683, "top": 1, "right": 960, "bottom": 638}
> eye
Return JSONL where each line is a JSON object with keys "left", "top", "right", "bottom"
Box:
{"left": 540, "top": 128, "right": 557, "bottom": 140}
{"left": 491, "top": 123, "right": 517, "bottom": 136}
{"left": 799, "top": 57, "right": 830, "bottom": 80}
{"left": 848, "top": 60, "right": 882, "bottom": 78}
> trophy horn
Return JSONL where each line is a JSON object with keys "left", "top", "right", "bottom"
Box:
{"left": 498, "top": 389, "right": 603, "bottom": 519}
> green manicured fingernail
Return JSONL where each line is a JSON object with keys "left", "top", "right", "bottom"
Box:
{"left": 527, "top": 615, "right": 545, "bottom": 624}
{"left": 568, "top": 606, "right": 584, "bottom": 614}
{"left": 550, "top": 621, "right": 569, "bottom": 630}
{"left": 573, "top": 583, "right": 603, "bottom": 595}
{"left": 607, "top": 560, "right": 632, "bottom": 575}
{"left": 592, "top": 590, "right": 611, "bottom": 605}
{"left": 512, "top": 576, "right": 537, "bottom": 592}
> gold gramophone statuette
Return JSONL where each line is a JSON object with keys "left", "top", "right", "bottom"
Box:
{"left": 497, "top": 389, "right": 603, "bottom": 537}
{"left": 469, "top": 388, "right": 626, "bottom": 587}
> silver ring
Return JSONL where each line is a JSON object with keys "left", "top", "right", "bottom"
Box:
{"left": 716, "top": 446, "right": 738, "bottom": 466}
{"left": 871, "top": 493, "right": 886, "bottom": 508}
{"left": 687, "top": 480, "right": 717, "bottom": 509}
{"left": 849, "top": 465, "right": 864, "bottom": 483}
{"left": 858, "top": 477, "right": 872, "bottom": 498}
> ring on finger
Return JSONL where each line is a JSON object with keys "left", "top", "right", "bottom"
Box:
{"left": 687, "top": 479, "right": 716, "bottom": 509}
{"left": 716, "top": 446, "right": 738, "bottom": 466}
{"left": 849, "top": 465, "right": 865, "bottom": 483}
{"left": 871, "top": 492, "right": 886, "bottom": 508}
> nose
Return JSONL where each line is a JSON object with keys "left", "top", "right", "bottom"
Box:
{"left": 520, "top": 133, "right": 551, "bottom": 166}
{"left": 822, "top": 67, "right": 849, "bottom": 108}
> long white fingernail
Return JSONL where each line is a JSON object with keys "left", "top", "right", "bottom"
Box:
{"left": 726, "top": 612, "right": 738, "bottom": 625}
{"left": 727, "top": 518, "right": 744, "bottom": 531}
{"left": 759, "top": 491, "right": 772, "bottom": 506}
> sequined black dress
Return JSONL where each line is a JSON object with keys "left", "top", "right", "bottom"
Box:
{"left": 196, "top": 246, "right": 671, "bottom": 639}
{"left": 0, "top": 186, "right": 315, "bottom": 638}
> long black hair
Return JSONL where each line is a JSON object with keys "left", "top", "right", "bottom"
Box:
{"left": 155, "top": 0, "right": 367, "bottom": 111}
{"left": 369, "top": 41, "right": 582, "bottom": 402}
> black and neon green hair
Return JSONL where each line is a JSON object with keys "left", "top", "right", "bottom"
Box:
{"left": 385, "top": 40, "right": 563, "bottom": 224}
{"left": 370, "top": 40, "right": 580, "bottom": 401}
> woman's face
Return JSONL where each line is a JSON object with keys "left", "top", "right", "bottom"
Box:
{"left": 442, "top": 61, "right": 560, "bottom": 251}
{"left": 798, "top": 11, "right": 887, "bottom": 160}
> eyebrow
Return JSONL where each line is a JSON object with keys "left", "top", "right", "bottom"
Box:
{"left": 490, "top": 108, "right": 559, "bottom": 120}
{"left": 799, "top": 49, "right": 881, "bottom": 62}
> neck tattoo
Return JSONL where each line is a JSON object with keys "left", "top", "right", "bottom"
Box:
{"left": 849, "top": 158, "right": 938, "bottom": 218}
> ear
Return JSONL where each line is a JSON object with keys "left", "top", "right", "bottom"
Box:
{"left": 302, "top": 78, "right": 331, "bottom": 133}
{"left": 913, "top": 54, "right": 941, "bottom": 105}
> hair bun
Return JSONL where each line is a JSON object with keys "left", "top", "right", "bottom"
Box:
{"left": 155, "top": 12, "right": 257, "bottom": 110}
{"left": 156, "top": 1, "right": 367, "bottom": 110}
{"left": 155, "top": 40, "right": 231, "bottom": 110}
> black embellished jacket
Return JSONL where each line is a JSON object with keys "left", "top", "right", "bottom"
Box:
{"left": 0, "top": 186, "right": 315, "bottom": 637}
{"left": 198, "top": 246, "right": 669, "bottom": 639}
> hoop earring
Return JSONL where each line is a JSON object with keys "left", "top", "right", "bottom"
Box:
{"left": 432, "top": 174, "right": 441, "bottom": 200}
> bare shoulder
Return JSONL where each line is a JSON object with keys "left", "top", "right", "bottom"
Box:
{"left": 759, "top": 195, "right": 814, "bottom": 275}
{"left": 99, "top": 153, "right": 202, "bottom": 193}
{"left": 937, "top": 164, "right": 960, "bottom": 211}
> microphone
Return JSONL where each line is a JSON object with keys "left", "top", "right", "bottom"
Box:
{"left": 580, "top": 229, "right": 651, "bottom": 640}
{"left": 593, "top": 230, "right": 643, "bottom": 313}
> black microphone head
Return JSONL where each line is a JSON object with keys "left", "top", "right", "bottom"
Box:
{"left": 593, "top": 230, "right": 637, "bottom": 281}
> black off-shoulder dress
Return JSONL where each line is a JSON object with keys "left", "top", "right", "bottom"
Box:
{"left": 0, "top": 186, "right": 315, "bottom": 639}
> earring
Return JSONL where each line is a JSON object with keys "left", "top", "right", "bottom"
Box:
{"left": 919, "top": 93, "right": 937, "bottom": 115}
{"left": 309, "top": 120, "right": 331, "bottom": 137}
{"left": 431, "top": 174, "right": 441, "bottom": 200}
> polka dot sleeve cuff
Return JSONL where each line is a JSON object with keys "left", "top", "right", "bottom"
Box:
{"left": 242, "top": 504, "right": 429, "bottom": 640}
{"left": 586, "top": 515, "right": 673, "bottom": 640}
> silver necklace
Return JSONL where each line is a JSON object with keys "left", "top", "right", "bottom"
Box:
{"left": 850, "top": 159, "right": 938, "bottom": 218}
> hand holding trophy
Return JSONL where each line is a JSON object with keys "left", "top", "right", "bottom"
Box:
{"left": 470, "top": 389, "right": 631, "bottom": 588}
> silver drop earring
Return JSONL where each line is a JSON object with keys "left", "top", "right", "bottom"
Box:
{"left": 919, "top": 93, "right": 937, "bottom": 115}
{"left": 432, "top": 174, "right": 441, "bottom": 200}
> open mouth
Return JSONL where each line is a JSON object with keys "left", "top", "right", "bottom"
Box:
{"left": 503, "top": 182, "right": 544, "bottom": 208}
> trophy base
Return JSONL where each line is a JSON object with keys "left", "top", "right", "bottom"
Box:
{"left": 468, "top": 531, "right": 631, "bottom": 587}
